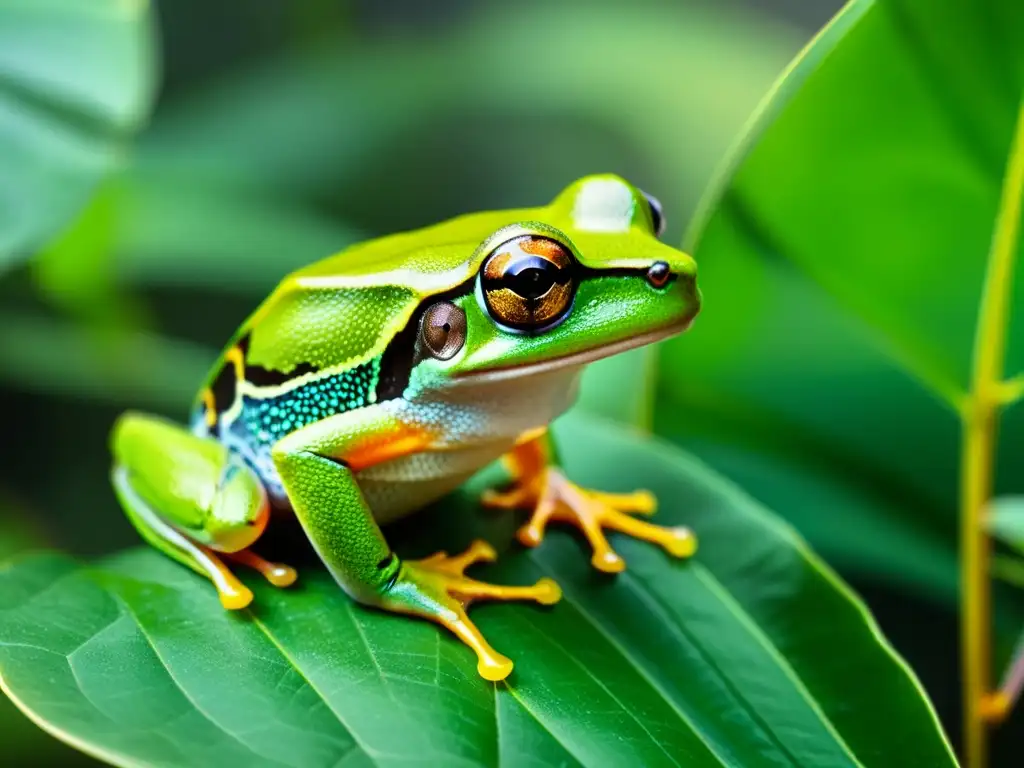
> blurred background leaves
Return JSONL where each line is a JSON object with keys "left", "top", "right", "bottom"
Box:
{"left": 0, "top": 0, "right": 156, "bottom": 272}
{"left": 5, "top": 0, "right": 1022, "bottom": 764}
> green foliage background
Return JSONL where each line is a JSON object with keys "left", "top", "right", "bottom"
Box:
{"left": 2, "top": 0, "right": 1023, "bottom": 765}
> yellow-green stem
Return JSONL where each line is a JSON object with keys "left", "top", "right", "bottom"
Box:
{"left": 961, "top": 95, "right": 1024, "bottom": 768}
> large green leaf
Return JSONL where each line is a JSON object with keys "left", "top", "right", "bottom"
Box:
{"left": 0, "top": 0, "right": 157, "bottom": 269}
{"left": 0, "top": 414, "right": 955, "bottom": 767}
{"left": 0, "top": 503, "right": 98, "bottom": 766}
{"left": 658, "top": 0, "right": 1024, "bottom": 603}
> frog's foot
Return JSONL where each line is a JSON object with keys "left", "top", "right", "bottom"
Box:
{"left": 189, "top": 546, "right": 296, "bottom": 611}
{"left": 383, "top": 540, "right": 561, "bottom": 681}
{"left": 482, "top": 468, "right": 697, "bottom": 573}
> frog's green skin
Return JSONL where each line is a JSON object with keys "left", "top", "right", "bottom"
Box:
{"left": 110, "top": 174, "right": 700, "bottom": 681}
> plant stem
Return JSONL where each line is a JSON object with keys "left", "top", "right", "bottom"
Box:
{"left": 961, "top": 95, "right": 1024, "bottom": 768}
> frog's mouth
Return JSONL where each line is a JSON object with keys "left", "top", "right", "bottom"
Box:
{"left": 452, "top": 316, "right": 694, "bottom": 385}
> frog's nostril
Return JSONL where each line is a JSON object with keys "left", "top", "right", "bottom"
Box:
{"left": 646, "top": 261, "right": 671, "bottom": 289}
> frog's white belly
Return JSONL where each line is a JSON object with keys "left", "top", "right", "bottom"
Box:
{"left": 356, "top": 364, "right": 584, "bottom": 524}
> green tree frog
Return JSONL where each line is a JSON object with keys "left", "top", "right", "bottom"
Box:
{"left": 110, "top": 174, "right": 701, "bottom": 681}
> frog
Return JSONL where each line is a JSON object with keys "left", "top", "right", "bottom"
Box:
{"left": 109, "top": 174, "right": 701, "bottom": 681}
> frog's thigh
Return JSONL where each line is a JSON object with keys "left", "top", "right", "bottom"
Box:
{"left": 271, "top": 406, "right": 434, "bottom": 604}
{"left": 111, "top": 412, "right": 268, "bottom": 606}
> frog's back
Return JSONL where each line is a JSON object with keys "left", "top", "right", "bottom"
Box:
{"left": 187, "top": 206, "right": 537, "bottom": 500}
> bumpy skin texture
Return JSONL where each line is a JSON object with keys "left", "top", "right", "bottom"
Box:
{"left": 110, "top": 174, "right": 702, "bottom": 679}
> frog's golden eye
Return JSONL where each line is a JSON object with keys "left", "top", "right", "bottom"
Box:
{"left": 420, "top": 302, "right": 466, "bottom": 360}
{"left": 481, "top": 235, "right": 576, "bottom": 331}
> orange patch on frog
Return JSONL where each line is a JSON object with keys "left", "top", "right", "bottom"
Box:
{"left": 341, "top": 422, "right": 435, "bottom": 472}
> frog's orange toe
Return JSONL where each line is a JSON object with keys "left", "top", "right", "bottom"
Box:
{"left": 224, "top": 548, "right": 298, "bottom": 589}
{"left": 478, "top": 654, "right": 515, "bottom": 682}
{"left": 265, "top": 564, "right": 298, "bottom": 587}
{"left": 664, "top": 527, "right": 698, "bottom": 558}
{"left": 218, "top": 584, "right": 254, "bottom": 610}
{"left": 534, "top": 577, "right": 562, "bottom": 605}
{"left": 591, "top": 549, "right": 627, "bottom": 574}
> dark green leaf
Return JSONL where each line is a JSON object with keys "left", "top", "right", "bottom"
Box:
{"left": 0, "top": 414, "right": 956, "bottom": 767}
{"left": 661, "top": 0, "right": 1024, "bottom": 600}
{"left": 0, "top": 0, "right": 157, "bottom": 269}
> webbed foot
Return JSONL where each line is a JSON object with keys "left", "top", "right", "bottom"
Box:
{"left": 381, "top": 539, "right": 561, "bottom": 681}
{"left": 483, "top": 467, "right": 697, "bottom": 573}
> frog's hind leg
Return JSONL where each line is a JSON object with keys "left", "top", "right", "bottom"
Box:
{"left": 113, "top": 467, "right": 256, "bottom": 609}
{"left": 110, "top": 412, "right": 297, "bottom": 610}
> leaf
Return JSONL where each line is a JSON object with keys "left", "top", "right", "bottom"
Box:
{"left": 989, "top": 496, "right": 1024, "bottom": 555}
{"left": 660, "top": 0, "right": 1024, "bottom": 601}
{"left": 0, "top": 315, "right": 210, "bottom": 410}
{"left": 0, "top": 0, "right": 158, "bottom": 270}
{"left": 0, "top": 503, "right": 96, "bottom": 766}
{"left": 111, "top": 176, "right": 366, "bottom": 296}
{"left": 0, "top": 413, "right": 956, "bottom": 767}
{"left": 577, "top": 347, "right": 658, "bottom": 431}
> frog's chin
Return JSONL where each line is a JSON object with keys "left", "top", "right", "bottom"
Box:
{"left": 452, "top": 317, "right": 693, "bottom": 386}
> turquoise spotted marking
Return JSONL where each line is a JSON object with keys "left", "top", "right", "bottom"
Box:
{"left": 240, "top": 359, "right": 380, "bottom": 447}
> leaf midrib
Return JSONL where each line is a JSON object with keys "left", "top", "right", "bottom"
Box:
{"left": 525, "top": 557, "right": 730, "bottom": 766}
{"left": 112, "top": 595, "right": 296, "bottom": 768}
{"left": 248, "top": 610, "right": 382, "bottom": 765}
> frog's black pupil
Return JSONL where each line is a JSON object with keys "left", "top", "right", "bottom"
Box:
{"left": 441, "top": 322, "right": 451, "bottom": 333}
{"left": 647, "top": 261, "right": 671, "bottom": 288}
{"left": 510, "top": 266, "right": 556, "bottom": 299}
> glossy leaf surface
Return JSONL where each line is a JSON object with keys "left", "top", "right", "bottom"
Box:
{"left": 0, "top": 414, "right": 955, "bottom": 767}
{"left": 659, "top": 0, "right": 1024, "bottom": 602}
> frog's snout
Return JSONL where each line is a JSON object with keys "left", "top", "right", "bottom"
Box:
{"left": 667, "top": 265, "right": 701, "bottom": 330}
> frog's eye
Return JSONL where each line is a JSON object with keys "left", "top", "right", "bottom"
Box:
{"left": 640, "top": 190, "right": 666, "bottom": 238}
{"left": 420, "top": 301, "right": 467, "bottom": 360}
{"left": 481, "top": 235, "right": 576, "bottom": 331}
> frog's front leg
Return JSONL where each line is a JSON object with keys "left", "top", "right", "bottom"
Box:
{"left": 483, "top": 430, "right": 698, "bottom": 572}
{"left": 271, "top": 409, "right": 561, "bottom": 681}
{"left": 111, "top": 413, "right": 297, "bottom": 610}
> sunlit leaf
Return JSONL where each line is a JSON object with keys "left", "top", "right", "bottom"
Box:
{"left": 0, "top": 414, "right": 955, "bottom": 767}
